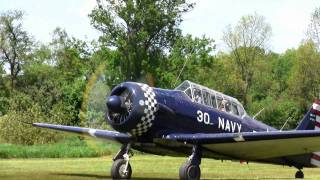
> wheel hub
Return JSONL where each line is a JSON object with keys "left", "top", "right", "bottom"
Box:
{"left": 187, "top": 165, "right": 199, "bottom": 179}
{"left": 119, "top": 164, "right": 128, "bottom": 178}
{"left": 188, "top": 166, "right": 198, "bottom": 178}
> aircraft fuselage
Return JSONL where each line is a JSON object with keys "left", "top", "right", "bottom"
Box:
{"left": 146, "top": 88, "right": 276, "bottom": 138}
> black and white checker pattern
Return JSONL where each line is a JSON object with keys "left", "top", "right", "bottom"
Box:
{"left": 130, "top": 84, "right": 157, "bottom": 136}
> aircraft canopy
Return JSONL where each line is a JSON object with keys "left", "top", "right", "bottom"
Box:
{"left": 175, "top": 80, "right": 246, "bottom": 117}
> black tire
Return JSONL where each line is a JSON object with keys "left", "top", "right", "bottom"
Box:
{"left": 111, "top": 159, "right": 132, "bottom": 179}
{"left": 295, "top": 170, "right": 304, "bottom": 179}
{"left": 179, "top": 163, "right": 201, "bottom": 180}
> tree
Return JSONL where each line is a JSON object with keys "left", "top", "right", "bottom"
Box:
{"left": 0, "top": 10, "right": 33, "bottom": 89}
{"left": 223, "top": 13, "right": 272, "bottom": 106}
{"left": 307, "top": 7, "right": 320, "bottom": 50}
{"left": 89, "top": 0, "right": 194, "bottom": 85}
{"left": 269, "top": 50, "right": 295, "bottom": 94}
{"left": 50, "top": 27, "right": 92, "bottom": 79}
{"left": 157, "top": 34, "right": 215, "bottom": 88}
{"left": 288, "top": 41, "right": 320, "bottom": 110}
{"left": 49, "top": 28, "right": 94, "bottom": 125}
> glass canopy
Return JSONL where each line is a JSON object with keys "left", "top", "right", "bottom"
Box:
{"left": 175, "top": 80, "right": 246, "bottom": 117}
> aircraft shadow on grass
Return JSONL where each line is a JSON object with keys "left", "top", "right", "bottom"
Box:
{"left": 52, "top": 173, "right": 176, "bottom": 180}
{"left": 52, "top": 172, "right": 293, "bottom": 180}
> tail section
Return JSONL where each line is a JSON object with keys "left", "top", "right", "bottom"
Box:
{"left": 296, "top": 100, "right": 320, "bottom": 167}
{"left": 296, "top": 99, "right": 320, "bottom": 130}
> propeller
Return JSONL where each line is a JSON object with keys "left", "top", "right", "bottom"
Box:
{"left": 107, "top": 89, "right": 133, "bottom": 125}
{"left": 81, "top": 61, "right": 155, "bottom": 129}
{"left": 79, "top": 62, "right": 156, "bottom": 152}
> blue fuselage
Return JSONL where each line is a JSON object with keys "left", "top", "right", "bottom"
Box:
{"left": 106, "top": 82, "right": 277, "bottom": 159}
{"left": 144, "top": 88, "right": 276, "bottom": 139}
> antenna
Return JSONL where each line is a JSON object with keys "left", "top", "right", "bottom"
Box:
{"left": 252, "top": 108, "right": 264, "bottom": 119}
{"left": 172, "top": 58, "right": 190, "bottom": 88}
{"left": 280, "top": 117, "right": 292, "bottom": 131}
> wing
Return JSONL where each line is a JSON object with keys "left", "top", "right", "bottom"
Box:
{"left": 33, "top": 123, "right": 133, "bottom": 143}
{"left": 164, "top": 130, "right": 320, "bottom": 160}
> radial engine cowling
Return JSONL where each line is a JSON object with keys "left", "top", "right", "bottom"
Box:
{"left": 105, "top": 82, "right": 158, "bottom": 136}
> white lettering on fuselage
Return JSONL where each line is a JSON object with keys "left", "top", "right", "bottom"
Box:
{"left": 197, "top": 110, "right": 213, "bottom": 125}
{"left": 218, "top": 117, "right": 242, "bottom": 133}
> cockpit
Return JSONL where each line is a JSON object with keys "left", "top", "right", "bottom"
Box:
{"left": 175, "top": 80, "right": 246, "bottom": 117}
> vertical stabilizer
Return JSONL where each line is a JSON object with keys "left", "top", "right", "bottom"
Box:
{"left": 310, "top": 100, "right": 320, "bottom": 166}
{"left": 296, "top": 100, "right": 320, "bottom": 166}
{"left": 296, "top": 100, "right": 320, "bottom": 130}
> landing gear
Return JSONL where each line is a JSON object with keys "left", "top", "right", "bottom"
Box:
{"left": 179, "top": 163, "right": 201, "bottom": 180}
{"left": 111, "top": 158, "right": 132, "bottom": 179}
{"left": 111, "top": 144, "right": 132, "bottom": 179}
{"left": 295, "top": 170, "right": 304, "bottom": 179}
{"left": 179, "top": 145, "right": 202, "bottom": 180}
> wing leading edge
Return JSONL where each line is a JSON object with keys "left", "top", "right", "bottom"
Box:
{"left": 33, "top": 123, "right": 133, "bottom": 144}
{"left": 164, "top": 130, "right": 320, "bottom": 160}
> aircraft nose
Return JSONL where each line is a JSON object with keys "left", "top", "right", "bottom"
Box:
{"left": 106, "top": 95, "right": 123, "bottom": 113}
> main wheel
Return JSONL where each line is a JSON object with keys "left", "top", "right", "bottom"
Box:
{"left": 111, "top": 159, "right": 132, "bottom": 179}
{"left": 179, "top": 163, "right": 201, "bottom": 180}
{"left": 295, "top": 170, "right": 304, "bottom": 179}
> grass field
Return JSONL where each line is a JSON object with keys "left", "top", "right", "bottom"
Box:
{"left": 1, "top": 155, "right": 320, "bottom": 179}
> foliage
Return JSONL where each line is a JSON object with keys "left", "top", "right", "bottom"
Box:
{"left": 0, "top": 10, "right": 33, "bottom": 89}
{"left": 223, "top": 13, "right": 272, "bottom": 106}
{"left": 0, "top": 136, "right": 119, "bottom": 158}
{"left": 287, "top": 41, "right": 320, "bottom": 110}
{"left": 307, "top": 7, "right": 320, "bottom": 50}
{"left": 0, "top": 93, "right": 67, "bottom": 145}
{"left": 89, "top": 0, "right": 194, "bottom": 85}
{"left": 157, "top": 34, "right": 216, "bottom": 88}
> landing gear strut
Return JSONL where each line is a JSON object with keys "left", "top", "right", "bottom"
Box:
{"left": 111, "top": 144, "right": 133, "bottom": 179}
{"left": 179, "top": 145, "right": 202, "bottom": 180}
{"left": 295, "top": 169, "right": 304, "bottom": 179}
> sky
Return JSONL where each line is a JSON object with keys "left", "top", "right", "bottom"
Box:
{"left": 0, "top": 0, "right": 319, "bottom": 53}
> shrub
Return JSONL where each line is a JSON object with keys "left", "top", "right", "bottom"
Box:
{"left": 0, "top": 136, "right": 120, "bottom": 158}
{"left": 0, "top": 92, "right": 69, "bottom": 145}
{"left": 0, "top": 107, "right": 62, "bottom": 145}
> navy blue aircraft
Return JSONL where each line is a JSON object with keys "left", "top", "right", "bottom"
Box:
{"left": 33, "top": 80, "right": 320, "bottom": 179}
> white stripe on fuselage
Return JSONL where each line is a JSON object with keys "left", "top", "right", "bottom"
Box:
{"left": 313, "top": 103, "right": 320, "bottom": 111}
{"left": 218, "top": 117, "right": 242, "bottom": 133}
{"left": 311, "top": 158, "right": 320, "bottom": 167}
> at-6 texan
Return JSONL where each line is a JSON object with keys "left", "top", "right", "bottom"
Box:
{"left": 33, "top": 80, "right": 320, "bottom": 179}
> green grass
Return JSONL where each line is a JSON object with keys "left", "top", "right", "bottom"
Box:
{"left": 0, "top": 136, "right": 120, "bottom": 158}
{"left": 1, "top": 155, "right": 320, "bottom": 179}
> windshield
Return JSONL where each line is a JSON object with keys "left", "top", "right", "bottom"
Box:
{"left": 175, "top": 80, "right": 246, "bottom": 117}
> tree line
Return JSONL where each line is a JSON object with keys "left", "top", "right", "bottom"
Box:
{"left": 0, "top": 1, "right": 320, "bottom": 145}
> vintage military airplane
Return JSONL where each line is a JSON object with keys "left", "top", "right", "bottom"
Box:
{"left": 33, "top": 80, "right": 320, "bottom": 179}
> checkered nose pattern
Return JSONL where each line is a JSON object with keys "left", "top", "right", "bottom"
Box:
{"left": 130, "top": 84, "right": 158, "bottom": 136}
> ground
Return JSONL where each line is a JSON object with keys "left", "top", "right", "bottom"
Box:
{"left": 1, "top": 155, "right": 320, "bottom": 179}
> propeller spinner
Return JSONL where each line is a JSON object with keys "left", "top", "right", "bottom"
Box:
{"left": 105, "top": 82, "right": 158, "bottom": 136}
{"left": 106, "top": 95, "right": 126, "bottom": 113}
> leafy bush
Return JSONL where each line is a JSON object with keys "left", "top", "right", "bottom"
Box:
{"left": 0, "top": 136, "right": 120, "bottom": 158}
{"left": 0, "top": 92, "right": 71, "bottom": 145}
{"left": 0, "top": 109, "right": 59, "bottom": 145}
